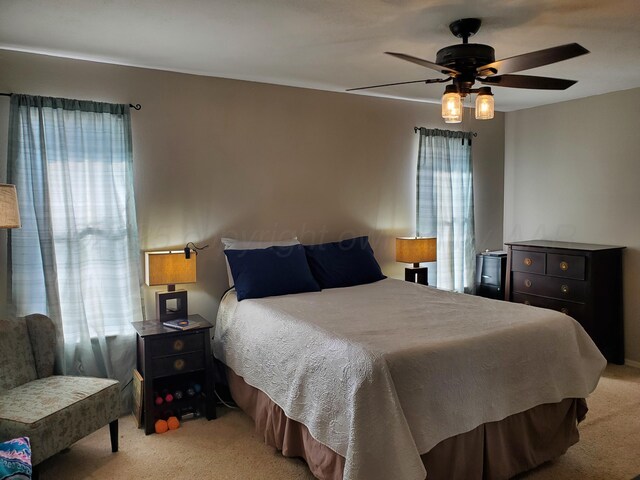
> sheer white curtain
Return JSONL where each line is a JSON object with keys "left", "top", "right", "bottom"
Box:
{"left": 7, "top": 94, "right": 143, "bottom": 407}
{"left": 416, "top": 128, "right": 476, "bottom": 292}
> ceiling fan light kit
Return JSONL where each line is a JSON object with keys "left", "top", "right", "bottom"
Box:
{"left": 349, "top": 18, "right": 588, "bottom": 123}
{"left": 442, "top": 85, "right": 463, "bottom": 123}
{"left": 475, "top": 87, "right": 494, "bottom": 120}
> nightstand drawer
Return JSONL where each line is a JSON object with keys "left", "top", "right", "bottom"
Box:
{"left": 546, "top": 253, "right": 586, "bottom": 280}
{"left": 511, "top": 250, "right": 545, "bottom": 274}
{"left": 512, "top": 293, "right": 586, "bottom": 320}
{"left": 152, "top": 352, "right": 205, "bottom": 378}
{"left": 512, "top": 272, "right": 587, "bottom": 302}
{"left": 150, "top": 332, "right": 204, "bottom": 357}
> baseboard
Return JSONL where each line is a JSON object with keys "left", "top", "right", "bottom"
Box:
{"left": 624, "top": 359, "right": 640, "bottom": 369}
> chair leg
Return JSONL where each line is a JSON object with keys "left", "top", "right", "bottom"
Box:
{"left": 109, "top": 419, "right": 119, "bottom": 452}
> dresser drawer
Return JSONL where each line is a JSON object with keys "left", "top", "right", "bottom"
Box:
{"left": 511, "top": 250, "right": 545, "bottom": 274}
{"left": 512, "top": 272, "right": 587, "bottom": 303}
{"left": 546, "top": 253, "right": 586, "bottom": 280}
{"left": 512, "top": 293, "right": 586, "bottom": 320}
{"left": 149, "top": 332, "right": 204, "bottom": 357}
{"left": 152, "top": 351, "right": 205, "bottom": 378}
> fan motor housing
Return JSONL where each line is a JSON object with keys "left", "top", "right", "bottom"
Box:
{"left": 436, "top": 44, "right": 495, "bottom": 72}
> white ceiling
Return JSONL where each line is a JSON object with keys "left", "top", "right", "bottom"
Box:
{"left": 1, "top": 0, "right": 639, "bottom": 111}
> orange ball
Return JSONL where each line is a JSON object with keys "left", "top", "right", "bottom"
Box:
{"left": 155, "top": 419, "right": 168, "bottom": 434}
{"left": 167, "top": 416, "right": 180, "bottom": 430}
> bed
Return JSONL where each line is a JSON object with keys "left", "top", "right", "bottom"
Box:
{"left": 213, "top": 277, "right": 605, "bottom": 480}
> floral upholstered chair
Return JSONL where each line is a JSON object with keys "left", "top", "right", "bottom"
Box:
{"left": 0, "top": 314, "right": 120, "bottom": 473}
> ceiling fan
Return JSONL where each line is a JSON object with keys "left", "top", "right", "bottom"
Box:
{"left": 348, "top": 18, "right": 589, "bottom": 122}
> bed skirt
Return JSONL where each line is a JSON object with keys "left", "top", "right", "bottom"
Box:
{"left": 227, "top": 367, "right": 587, "bottom": 480}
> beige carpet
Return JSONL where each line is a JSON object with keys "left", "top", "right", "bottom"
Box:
{"left": 39, "top": 365, "right": 640, "bottom": 480}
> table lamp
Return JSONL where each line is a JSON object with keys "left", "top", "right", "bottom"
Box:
{"left": 145, "top": 250, "right": 196, "bottom": 321}
{"left": 0, "top": 184, "right": 21, "bottom": 229}
{"left": 396, "top": 237, "right": 437, "bottom": 286}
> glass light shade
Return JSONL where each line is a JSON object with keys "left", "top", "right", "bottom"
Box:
{"left": 396, "top": 237, "right": 437, "bottom": 264}
{"left": 475, "top": 89, "right": 494, "bottom": 120}
{"left": 442, "top": 91, "right": 463, "bottom": 123}
{"left": 145, "top": 251, "right": 196, "bottom": 286}
{"left": 0, "top": 184, "right": 21, "bottom": 229}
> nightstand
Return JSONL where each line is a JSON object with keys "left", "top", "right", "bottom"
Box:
{"left": 132, "top": 314, "right": 216, "bottom": 434}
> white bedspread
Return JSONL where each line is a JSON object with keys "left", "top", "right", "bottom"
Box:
{"left": 213, "top": 278, "right": 606, "bottom": 480}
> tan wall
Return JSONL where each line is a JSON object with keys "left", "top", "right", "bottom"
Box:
{"left": 0, "top": 49, "right": 505, "bottom": 322}
{"left": 504, "top": 87, "right": 640, "bottom": 364}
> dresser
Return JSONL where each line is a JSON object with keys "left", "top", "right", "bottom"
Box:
{"left": 505, "top": 240, "right": 624, "bottom": 364}
{"left": 132, "top": 314, "right": 216, "bottom": 434}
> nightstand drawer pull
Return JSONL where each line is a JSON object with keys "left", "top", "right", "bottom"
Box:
{"left": 561, "top": 307, "right": 569, "bottom": 314}
{"left": 524, "top": 257, "right": 533, "bottom": 266}
{"left": 560, "top": 261, "right": 569, "bottom": 271}
{"left": 152, "top": 351, "right": 205, "bottom": 378}
{"left": 149, "top": 332, "right": 204, "bottom": 357}
{"left": 524, "top": 279, "right": 532, "bottom": 288}
{"left": 560, "top": 284, "right": 569, "bottom": 294}
{"left": 524, "top": 300, "right": 531, "bottom": 305}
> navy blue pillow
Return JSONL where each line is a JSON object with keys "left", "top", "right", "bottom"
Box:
{"left": 225, "top": 244, "right": 320, "bottom": 301}
{"left": 304, "top": 236, "right": 386, "bottom": 289}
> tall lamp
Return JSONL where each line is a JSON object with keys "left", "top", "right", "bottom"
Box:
{"left": 396, "top": 237, "right": 437, "bottom": 286}
{"left": 145, "top": 250, "right": 196, "bottom": 321}
{"left": 0, "top": 184, "right": 21, "bottom": 229}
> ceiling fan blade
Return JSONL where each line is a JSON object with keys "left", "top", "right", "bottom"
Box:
{"left": 477, "top": 43, "right": 589, "bottom": 76}
{"left": 480, "top": 74, "right": 577, "bottom": 90}
{"left": 346, "top": 77, "right": 450, "bottom": 92}
{"left": 386, "top": 52, "right": 460, "bottom": 76}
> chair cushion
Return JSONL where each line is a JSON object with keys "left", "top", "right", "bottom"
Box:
{"left": 0, "top": 319, "right": 37, "bottom": 391}
{"left": 0, "top": 437, "right": 32, "bottom": 479}
{"left": 0, "top": 376, "right": 120, "bottom": 465}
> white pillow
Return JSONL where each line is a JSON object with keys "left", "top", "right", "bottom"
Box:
{"left": 221, "top": 237, "right": 300, "bottom": 287}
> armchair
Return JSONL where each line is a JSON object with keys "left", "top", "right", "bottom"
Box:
{"left": 0, "top": 314, "right": 120, "bottom": 470}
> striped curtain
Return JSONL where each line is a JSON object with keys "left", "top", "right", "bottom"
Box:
{"left": 416, "top": 128, "right": 475, "bottom": 292}
{"left": 7, "top": 94, "right": 142, "bottom": 409}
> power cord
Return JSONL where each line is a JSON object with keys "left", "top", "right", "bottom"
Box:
{"left": 215, "top": 389, "right": 238, "bottom": 409}
{"left": 185, "top": 242, "right": 209, "bottom": 258}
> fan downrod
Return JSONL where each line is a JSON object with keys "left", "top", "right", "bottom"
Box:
{"left": 449, "top": 18, "right": 482, "bottom": 44}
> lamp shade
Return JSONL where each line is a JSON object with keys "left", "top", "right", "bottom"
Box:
{"left": 396, "top": 237, "right": 437, "bottom": 264}
{"left": 0, "top": 184, "right": 21, "bottom": 229}
{"left": 145, "top": 251, "right": 196, "bottom": 286}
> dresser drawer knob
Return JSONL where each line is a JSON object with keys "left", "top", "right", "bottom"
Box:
{"left": 173, "top": 339, "right": 184, "bottom": 351}
{"left": 560, "top": 261, "right": 569, "bottom": 271}
{"left": 524, "top": 300, "right": 531, "bottom": 306}
{"left": 523, "top": 257, "right": 533, "bottom": 266}
{"left": 524, "top": 279, "right": 532, "bottom": 288}
{"left": 174, "top": 359, "right": 186, "bottom": 371}
{"left": 561, "top": 307, "right": 569, "bottom": 314}
{"left": 560, "top": 284, "right": 569, "bottom": 294}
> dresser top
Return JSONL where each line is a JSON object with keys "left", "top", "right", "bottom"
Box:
{"left": 505, "top": 239, "right": 625, "bottom": 251}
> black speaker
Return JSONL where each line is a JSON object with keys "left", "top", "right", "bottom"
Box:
{"left": 476, "top": 252, "right": 507, "bottom": 300}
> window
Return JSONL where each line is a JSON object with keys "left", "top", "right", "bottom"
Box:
{"left": 416, "top": 128, "right": 476, "bottom": 292}
{"left": 8, "top": 94, "right": 142, "bottom": 391}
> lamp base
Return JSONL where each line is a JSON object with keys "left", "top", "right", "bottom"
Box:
{"left": 156, "top": 289, "right": 188, "bottom": 321}
{"left": 405, "top": 266, "right": 429, "bottom": 286}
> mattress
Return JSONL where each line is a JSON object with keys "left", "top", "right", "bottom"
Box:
{"left": 213, "top": 278, "right": 605, "bottom": 480}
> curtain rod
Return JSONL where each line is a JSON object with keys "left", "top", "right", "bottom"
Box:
{"left": 414, "top": 126, "right": 477, "bottom": 137}
{"left": 0, "top": 92, "right": 141, "bottom": 110}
